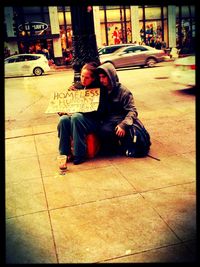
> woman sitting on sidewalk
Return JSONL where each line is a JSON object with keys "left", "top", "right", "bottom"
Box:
{"left": 57, "top": 62, "right": 103, "bottom": 165}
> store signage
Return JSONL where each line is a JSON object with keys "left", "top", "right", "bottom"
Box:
{"left": 18, "top": 22, "right": 48, "bottom": 32}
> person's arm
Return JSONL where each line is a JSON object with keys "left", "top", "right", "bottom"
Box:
{"left": 118, "top": 89, "right": 138, "bottom": 129}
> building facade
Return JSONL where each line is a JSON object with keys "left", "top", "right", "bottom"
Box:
{"left": 4, "top": 5, "right": 195, "bottom": 63}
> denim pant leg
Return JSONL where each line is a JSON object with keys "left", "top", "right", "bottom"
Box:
{"left": 71, "top": 113, "right": 98, "bottom": 158}
{"left": 57, "top": 115, "right": 71, "bottom": 155}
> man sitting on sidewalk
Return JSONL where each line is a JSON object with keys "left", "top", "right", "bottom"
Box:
{"left": 97, "top": 62, "right": 139, "bottom": 154}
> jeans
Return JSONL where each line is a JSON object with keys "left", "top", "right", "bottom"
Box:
{"left": 57, "top": 113, "right": 99, "bottom": 158}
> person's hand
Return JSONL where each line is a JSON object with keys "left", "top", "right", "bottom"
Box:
{"left": 68, "top": 85, "right": 77, "bottom": 91}
{"left": 58, "top": 112, "right": 67, "bottom": 116}
{"left": 58, "top": 112, "right": 73, "bottom": 116}
{"left": 115, "top": 125, "right": 125, "bottom": 137}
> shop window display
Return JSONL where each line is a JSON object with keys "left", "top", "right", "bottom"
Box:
{"left": 127, "top": 26, "right": 132, "bottom": 43}
{"left": 106, "top": 23, "right": 121, "bottom": 45}
{"left": 100, "top": 6, "right": 131, "bottom": 46}
{"left": 140, "top": 21, "right": 163, "bottom": 46}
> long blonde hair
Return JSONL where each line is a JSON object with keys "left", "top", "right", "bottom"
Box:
{"left": 81, "top": 62, "right": 99, "bottom": 79}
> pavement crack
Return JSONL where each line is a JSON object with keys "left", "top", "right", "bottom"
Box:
{"left": 18, "top": 96, "right": 44, "bottom": 114}
{"left": 147, "top": 154, "right": 161, "bottom": 161}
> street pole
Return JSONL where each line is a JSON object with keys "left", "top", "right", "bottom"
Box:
{"left": 70, "top": 6, "right": 100, "bottom": 83}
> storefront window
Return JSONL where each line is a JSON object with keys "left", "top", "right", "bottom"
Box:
{"left": 65, "top": 11, "right": 71, "bottom": 24}
{"left": 99, "top": 9, "right": 105, "bottom": 23}
{"left": 163, "top": 6, "right": 168, "bottom": 18}
{"left": 100, "top": 23, "right": 106, "bottom": 46}
{"left": 163, "top": 19, "right": 168, "bottom": 47}
{"left": 58, "top": 12, "right": 64, "bottom": 24}
{"left": 138, "top": 7, "right": 144, "bottom": 20}
{"left": 126, "top": 23, "right": 132, "bottom": 43}
{"left": 13, "top": 7, "right": 51, "bottom": 37}
{"left": 140, "top": 21, "right": 163, "bottom": 45}
{"left": 139, "top": 6, "right": 165, "bottom": 47}
{"left": 108, "top": 23, "right": 121, "bottom": 45}
{"left": 176, "top": 5, "right": 195, "bottom": 52}
{"left": 99, "top": 6, "right": 131, "bottom": 46}
{"left": 58, "top": 7, "right": 72, "bottom": 51}
{"left": 145, "top": 6, "right": 161, "bottom": 19}
{"left": 139, "top": 22, "right": 145, "bottom": 44}
{"left": 181, "top": 5, "right": 194, "bottom": 17}
{"left": 106, "top": 9, "right": 121, "bottom": 21}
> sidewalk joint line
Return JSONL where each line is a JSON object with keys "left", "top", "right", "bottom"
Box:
{"left": 5, "top": 130, "right": 56, "bottom": 139}
{"left": 147, "top": 154, "right": 161, "bottom": 161}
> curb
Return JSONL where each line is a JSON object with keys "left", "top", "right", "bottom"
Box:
{"left": 50, "top": 64, "right": 72, "bottom": 70}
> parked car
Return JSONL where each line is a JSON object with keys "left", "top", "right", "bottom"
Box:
{"left": 98, "top": 43, "right": 134, "bottom": 55}
{"left": 4, "top": 53, "right": 51, "bottom": 77}
{"left": 100, "top": 45, "right": 166, "bottom": 68}
{"left": 170, "top": 55, "right": 195, "bottom": 87}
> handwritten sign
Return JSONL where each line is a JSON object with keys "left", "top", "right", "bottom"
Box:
{"left": 45, "top": 88, "right": 100, "bottom": 114}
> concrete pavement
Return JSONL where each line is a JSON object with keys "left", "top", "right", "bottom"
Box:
{"left": 5, "top": 65, "right": 196, "bottom": 263}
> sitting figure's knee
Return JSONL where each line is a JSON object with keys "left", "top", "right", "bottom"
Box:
{"left": 71, "top": 113, "right": 84, "bottom": 127}
{"left": 59, "top": 114, "right": 70, "bottom": 125}
{"left": 71, "top": 113, "right": 83, "bottom": 122}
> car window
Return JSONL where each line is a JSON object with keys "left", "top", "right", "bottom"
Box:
{"left": 138, "top": 46, "right": 148, "bottom": 51}
{"left": 124, "top": 46, "right": 148, "bottom": 53}
{"left": 124, "top": 47, "right": 136, "bottom": 53}
{"left": 107, "top": 48, "right": 116, "bottom": 53}
{"left": 15, "top": 56, "right": 26, "bottom": 62}
{"left": 99, "top": 48, "right": 106, "bottom": 55}
{"left": 113, "top": 47, "right": 125, "bottom": 54}
{"left": 99, "top": 45, "right": 131, "bottom": 55}
{"left": 24, "top": 55, "right": 39, "bottom": 61}
{"left": 33, "top": 55, "right": 41, "bottom": 60}
{"left": 5, "top": 58, "right": 16, "bottom": 63}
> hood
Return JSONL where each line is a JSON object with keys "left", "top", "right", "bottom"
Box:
{"left": 97, "top": 62, "right": 119, "bottom": 88}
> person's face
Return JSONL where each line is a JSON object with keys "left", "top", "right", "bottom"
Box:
{"left": 99, "top": 73, "right": 110, "bottom": 87}
{"left": 81, "top": 69, "right": 95, "bottom": 87}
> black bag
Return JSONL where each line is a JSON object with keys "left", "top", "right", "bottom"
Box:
{"left": 122, "top": 119, "right": 151, "bottom": 157}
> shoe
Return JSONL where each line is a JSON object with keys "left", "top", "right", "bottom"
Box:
{"left": 73, "top": 157, "right": 85, "bottom": 165}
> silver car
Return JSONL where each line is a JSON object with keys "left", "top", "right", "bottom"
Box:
{"left": 4, "top": 53, "right": 50, "bottom": 77}
{"left": 100, "top": 45, "right": 166, "bottom": 68}
{"left": 98, "top": 43, "right": 134, "bottom": 56}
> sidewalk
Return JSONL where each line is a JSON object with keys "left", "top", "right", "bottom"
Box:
{"left": 50, "top": 63, "right": 72, "bottom": 71}
{"left": 5, "top": 73, "right": 196, "bottom": 263}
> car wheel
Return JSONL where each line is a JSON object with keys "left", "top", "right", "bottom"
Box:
{"left": 146, "top": 58, "right": 157, "bottom": 67}
{"left": 33, "top": 67, "right": 43, "bottom": 76}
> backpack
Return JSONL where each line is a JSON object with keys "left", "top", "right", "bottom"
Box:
{"left": 121, "top": 119, "right": 151, "bottom": 157}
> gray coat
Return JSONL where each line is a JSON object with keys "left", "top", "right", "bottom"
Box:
{"left": 97, "top": 63, "right": 138, "bottom": 130}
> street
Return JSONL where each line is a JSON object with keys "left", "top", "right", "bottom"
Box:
{"left": 5, "top": 61, "right": 195, "bottom": 131}
{"left": 5, "top": 62, "right": 196, "bottom": 263}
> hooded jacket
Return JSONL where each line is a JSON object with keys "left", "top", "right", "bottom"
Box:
{"left": 97, "top": 63, "right": 138, "bottom": 130}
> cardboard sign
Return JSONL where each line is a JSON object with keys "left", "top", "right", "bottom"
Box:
{"left": 45, "top": 88, "right": 100, "bottom": 114}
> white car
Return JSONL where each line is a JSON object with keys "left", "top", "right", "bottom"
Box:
{"left": 4, "top": 53, "right": 51, "bottom": 77}
{"left": 171, "top": 55, "right": 195, "bottom": 87}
